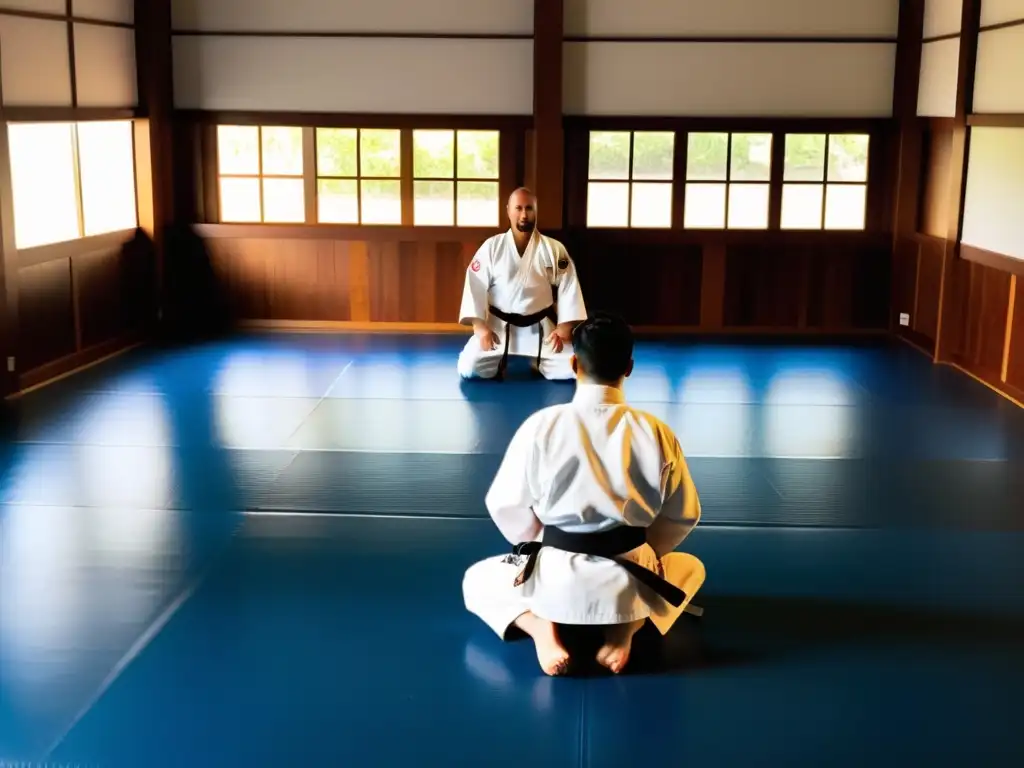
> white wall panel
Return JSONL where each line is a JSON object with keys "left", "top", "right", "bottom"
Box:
{"left": 0, "top": 1, "right": 65, "bottom": 13}
{"left": 564, "top": 0, "right": 898, "bottom": 38}
{"left": 917, "top": 38, "right": 960, "bottom": 116}
{"left": 962, "top": 127, "right": 1024, "bottom": 261}
{"left": 981, "top": 0, "right": 1024, "bottom": 26}
{"left": 172, "top": 36, "right": 533, "bottom": 114}
{"left": 73, "top": 0, "right": 134, "bottom": 23}
{"left": 974, "top": 26, "right": 1024, "bottom": 112}
{"left": 923, "top": 0, "right": 963, "bottom": 38}
{"left": 0, "top": 16, "right": 72, "bottom": 107}
{"left": 563, "top": 42, "right": 895, "bottom": 116}
{"left": 74, "top": 24, "right": 137, "bottom": 107}
{"left": 171, "top": 0, "right": 531, "bottom": 35}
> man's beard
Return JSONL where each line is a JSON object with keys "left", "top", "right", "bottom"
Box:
{"left": 516, "top": 220, "right": 535, "bottom": 232}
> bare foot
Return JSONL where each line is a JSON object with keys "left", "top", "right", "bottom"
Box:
{"left": 596, "top": 619, "right": 645, "bottom": 674}
{"left": 514, "top": 612, "right": 571, "bottom": 676}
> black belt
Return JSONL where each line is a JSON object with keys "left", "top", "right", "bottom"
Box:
{"left": 509, "top": 525, "right": 686, "bottom": 608}
{"left": 488, "top": 304, "right": 557, "bottom": 377}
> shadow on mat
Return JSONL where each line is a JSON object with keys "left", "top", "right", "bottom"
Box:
{"left": 486, "top": 595, "right": 1024, "bottom": 678}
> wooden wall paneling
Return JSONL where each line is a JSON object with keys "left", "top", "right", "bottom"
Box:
{"left": 918, "top": 122, "right": 953, "bottom": 237}
{"left": 892, "top": 236, "right": 921, "bottom": 340}
{"left": 915, "top": 237, "right": 944, "bottom": 342}
{"left": 17, "top": 259, "right": 76, "bottom": 371}
{"left": 723, "top": 247, "right": 802, "bottom": 328}
{"left": 699, "top": 244, "right": 726, "bottom": 330}
{"left": 74, "top": 247, "right": 130, "bottom": 348}
{"left": 960, "top": 260, "right": 1011, "bottom": 379}
{"left": 1005, "top": 276, "right": 1024, "bottom": 392}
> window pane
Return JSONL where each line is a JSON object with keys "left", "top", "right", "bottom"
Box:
{"left": 586, "top": 182, "right": 629, "bottom": 227}
{"left": 825, "top": 184, "right": 867, "bottom": 229}
{"left": 730, "top": 133, "right": 772, "bottom": 181}
{"left": 780, "top": 184, "right": 823, "bottom": 229}
{"left": 630, "top": 182, "right": 672, "bottom": 228}
{"left": 77, "top": 121, "right": 138, "bottom": 236}
{"left": 7, "top": 123, "right": 79, "bottom": 248}
{"left": 361, "top": 179, "right": 401, "bottom": 224}
{"left": 361, "top": 129, "right": 401, "bottom": 178}
{"left": 316, "top": 128, "right": 357, "bottom": 177}
{"left": 456, "top": 130, "right": 499, "bottom": 179}
{"left": 588, "top": 132, "right": 630, "bottom": 180}
{"left": 262, "top": 178, "right": 304, "bottom": 222}
{"left": 686, "top": 133, "right": 728, "bottom": 180}
{"left": 217, "top": 125, "right": 259, "bottom": 175}
{"left": 456, "top": 181, "right": 498, "bottom": 226}
{"left": 784, "top": 134, "right": 826, "bottom": 181}
{"left": 683, "top": 183, "right": 726, "bottom": 228}
{"left": 413, "top": 130, "right": 454, "bottom": 178}
{"left": 727, "top": 183, "right": 769, "bottom": 229}
{"left": 220, "top": 177, "right": 261, "bottom": 222}
{"left": 318, "top": 179, "right": 358, "bottom": 223}
{"left": 414, "top": 180, "right": 453, "bottom": 225}
{"left": 261, "top": 126, "right": 302, "bottom": 175}
{"left": 632, "top": 132, "right": 674, "bottom": 181}
{"left": 827, "top": 134, "right": 869, "bottom": 182}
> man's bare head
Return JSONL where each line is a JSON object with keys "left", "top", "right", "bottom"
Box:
{"left": 507, "top": 187, "right": 537, "bottom": 233}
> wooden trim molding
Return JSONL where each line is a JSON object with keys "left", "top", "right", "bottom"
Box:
{"left": 967, "top": 113, "right": 1024, "bottom": 128}
{"left": 171, "top": 30, "right": 531, "bottom": 40}
{"left": 16, "top": 229, "right": 137, "bottom": 268}
{"left": 564, "top": 35, "right": 898, "bottom": 44}
{"left": 960, "top": 244, "right": 1024, "bottom": 278}
{"left": 0, "top": 8, "right": 133, "bottom": 29}
{"left": 564, "top": 116, "right": 890, "bottom": 132}
{"left": 11, "top": 335, "right": 143, "bottom": 397}
{"left": 194, "top": 223, "right": 503, "bottom": 242}
{"left": 0, "top": 108, "right": 137, "bottom": 122}
{"left": 180, "top": 111, "right": 532, "bottom": 131}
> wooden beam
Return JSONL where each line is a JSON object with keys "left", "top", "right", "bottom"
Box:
{"left": 134, "top": 0, "right": 174, "bottom": 326}
{"left": 934, "top": 0, "right": 981, "bottom": 364}
{"left": 530, "top": 0, "right": 564, "bottom": 230}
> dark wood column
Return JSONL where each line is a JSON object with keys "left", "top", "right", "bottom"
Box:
{"left": 934, "top": 0, "right": 981, "bottom": 363}
{"left": 134, "top": 0, "right": 175, "bottom": 327}
{"left": 530, "top": 0, "right": 564, "bottom": 230}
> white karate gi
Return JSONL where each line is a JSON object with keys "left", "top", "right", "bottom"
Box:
{"left": 463, "top": 384, "right": 705, "bottom": 638}
{"left": 457, "top": 229, "right": 587, "bottom": 380}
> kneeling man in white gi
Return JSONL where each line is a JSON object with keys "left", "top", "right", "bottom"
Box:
{"left": 457, "top": 188, "right": 586, "bottom": 380}
{"left": 463, "top": 312, "right": 705, "bottom": 675}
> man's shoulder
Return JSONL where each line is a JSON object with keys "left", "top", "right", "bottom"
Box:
{"left": 624, "top": 405, "right": 682, "bottom": 451}
{"left": 537, "top": 232, "right": 568, "bottom": 253}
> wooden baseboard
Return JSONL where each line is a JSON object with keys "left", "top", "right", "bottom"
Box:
{"left": 237, "top": 320, "right": 472, "bottom": 334}
{"left": 9, "top": 334, "right": 144, "bottom": 398}
{"left": 945, "top": 359, "right": 1024, "bottom": 410}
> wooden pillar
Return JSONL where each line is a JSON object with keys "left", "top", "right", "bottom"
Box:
{"left": 934, "top": 0, "right": 981, "bottom": 363}
{"left": 890, "top": 0, "right": 925, "bottom": 243}
{"left": 134, "top": 0, "right": 175, "bottom": 327}
{"left": 530, "top": 0, "right": 564, "bottom": 231}
{"left": 0, "top": 116, "right": 17, "bottom": 397}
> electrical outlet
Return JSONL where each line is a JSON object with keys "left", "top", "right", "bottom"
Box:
{"left": 899, "top": 313, "right": 910, "bottom": 327}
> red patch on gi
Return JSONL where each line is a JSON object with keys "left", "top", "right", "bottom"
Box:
{"left": 470, "top": 259, "right": 481, "bottom": 272}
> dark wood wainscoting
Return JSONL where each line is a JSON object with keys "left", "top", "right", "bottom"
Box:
{"left": 14, "top": 230, "right": 157, "bottom": 391}
{"left": 893, "top": 233, "right": 1023, "bottom": 403}
{"left": 198, "top": 225, "right": 892, "bottom": 335}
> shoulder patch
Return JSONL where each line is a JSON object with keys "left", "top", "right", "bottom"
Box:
{"left": 470, "top": 259, "right": 481, "bottom": 273}
{"left": 557, "top": 256, "right": 569, "bottom": 270}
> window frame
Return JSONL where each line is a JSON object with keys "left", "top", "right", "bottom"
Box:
{"left": 314, "top": 127, "right": 403, "bottom": 226}
{"left": 209, "top": 123, "right": 505, "bottom": 229}
{"left": 410, "top": 128, "right": 502, "bottom": 228}
{"left": 683, "top": 131, "right": 774, "bottom": 231}
{"left": 6, "top": 118, "right": 139, "bottom": 252}
{"left": 780, "top": 131, "right": 872, "bottom": 232}
{"left": 586, "top": 130, "right": 675, "bottom": 229}
{"left": 216, "top": 124, "right": 306, "bottom": 224}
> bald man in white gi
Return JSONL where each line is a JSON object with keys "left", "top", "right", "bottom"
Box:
{"left": 457, "top": 188, "right": 587, "bottom": 380}
{"left": 462, "top": 312, "right": 706, "bottom": 675}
